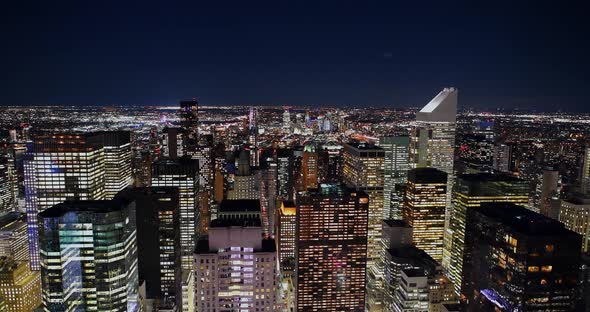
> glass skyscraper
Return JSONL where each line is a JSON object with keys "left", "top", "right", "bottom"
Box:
{"left": 38, "top": 198, "right": 139, "bottom": 311}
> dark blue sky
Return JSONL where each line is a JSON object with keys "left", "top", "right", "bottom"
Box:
{"left": 1, "top": 1, "right": 589, "bottom": 111}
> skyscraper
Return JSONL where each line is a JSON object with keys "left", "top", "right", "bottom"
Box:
{"left": 194, "top": 200, "right": 278, "bottom": 312}
{"left": 0, "top": 213, "right": 28, "bottom": 262}
{"left": 180, "top": 99, "right": 199, "bottom": 152}
{"left": 302, "top": 144, "right": 318, "bottom": 190}
{"left": 151, "top": 157, "right": 198, "bottom": 271}
{"left": 559, "top": 194, "right": 590, "bottom": 253}
{"left": 117, "top": 187, "right": 181, "bottom": 309}
{"left": 378, "top": 136, "right": 410, "bottom": 220}
{"left": 582, "top": 145, "right": 590, "bottom": 194}
{"left": 296, "top": 184, "right": 369, "bottom": 311}
{"left": 411, "top": 87, "right": 458, "bottom": 172}
{"left": 227, "top": 147, "right": 259, "bottom": 200}
{"left": 0, "top": 157, "right": 15, "bottom": 215}
{"left": 24, "top": 132, "right": 106, "bottom": 270}
{"left": 0, "top": 257, "right": 42, "bottom": 312}
{"left": 403, "top": 168, "right": 447, "bottom": 262}
{"left": 342, "top": 142, "right": 385, "bottom": 310}
{"left": 283, "top": 109, "right": 291, "bottom": 130}
{"left": 101, "top": 131, "right": 132, "bottom": 200}
{"left": 410, "top": 88, "right": 457, "bottom": 208}
{"left": 462, "top": 203, "right": 581, "bottom": 311}
{"left": 445, "top": 173, "right": 529, "bottom": 294}
{"left": 38, "top": 198, "right": 139, "bottom": 311}
{"left": 276, "top": 200, "right": 296, "bottom": 277}
{"left": 538, "top": 167, "right": 560, "bottom": 219}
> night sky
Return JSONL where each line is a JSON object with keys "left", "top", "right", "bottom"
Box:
{"left": 1, "top": 1, "right": 589, "bottom": 111}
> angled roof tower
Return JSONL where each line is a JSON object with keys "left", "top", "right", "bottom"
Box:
{"left": 416, "top": 87, "right": 458, "bottom": 123}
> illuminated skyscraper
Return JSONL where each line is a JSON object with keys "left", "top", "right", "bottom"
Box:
{"left": 462, "top": 203, "right": 581, "bottom": 311}
{"left": 0, "top": 157, "right": 15, "bottom": 215}
{"left": 342, "top": 142, "right": 385, "bottom": 310}
{"left": 192, "top": 144, "right": 214, "bottom": 235}
{"left": 283, "top": 109, "right": 291, "bottom": 130}
{"left": 38, "top": 198, "right": 139, "bottom": 312}
{"left": 403, "top": 168, "right": 447, "bottom": 262}
{"left": 410, "top": 88, "right": 457, "bottom": 208}
{"left": 0, "top": 213, "right": 28, "bottom": 262}
{"left": 411, "top": 87, "right": 457, "bottom": 172}
{"left": 276, "top": 200, "right": 296, "bottom": 277}
{"left": 194, "top": 200, "right": 278, "bottom": 312}
{"left": 582, "top": 145, "right": 590, "bottom": 194}
{"left": 295, "top": 184, "right": 369, "bottom": 311}
{"left": 0, "top": 257, "right": 42, "bottom": 312}
{"left": 180, "top": 99, "right": 199, "bottom": 152}
{"left": 378, "top": 136, "right": 410, "bottom": 220}
{"left": 302, "top": 144, "right": 318, "bottom": 190}
{"left": 276, "top": 149, "right": 294, "bottom": 201}
{"left": 151, "top": 157, "right": 198, "bottom": 271}
{"left": 117, "top": 187, "right": 181, "bottom": 309}
{"left": 24, "top": 133, "right": 106, "bottom": 270}
{"left": 162, "top": 127, "right": 185, "bottom": 159}
{"left": 101, "top": 131, "right": 132, "bottom": 200}
{"left": 559, "top": 194, "right": 590, "bottom": 253}
{"left": 445, "top": 173, "right": 529, "bottom": 294}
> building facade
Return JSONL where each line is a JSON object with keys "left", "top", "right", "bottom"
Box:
{"left": 296, "top": 184, "right": 369, "bottom": 311}
{"left": 403, "top": 168, "right": 447, "bottom": 262}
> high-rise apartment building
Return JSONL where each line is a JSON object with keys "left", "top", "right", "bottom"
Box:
{"left": 101, "top": 131, "right": 132, "bottom": 200}
{"left": 462, "top": 203, "right": 581, "bottom": 311}
{"left": 151, "top": 157, "right": 198, "bottom": 271}
{"left": 0, "top": 213, "right": 28, "bottom": 262}
{"left": 24, "top": 133, "right": 106, "bottom": 270}
{"left": 559, "top": 194, "right": 590, "bottom": 253}
{"left": 378, "top": 136, "right": 410, "bottom": 220}
{"left": 296, "top": 184, "right": 369, "bottom": 311}
{"left": 38, "top": 198, "right": 139, "bottom": 311}
{"left": 117, "top": 187, "right": 181, "bottom": 308}
{"left": 0, "top": 257, "right": 42, "bottom": 312}
{"left": 403, "top": 168, "right": 447, "bottom": 262}
{"left": 194, "top": 200, "right": 278, "bottom": 312}
{"left": 445, "top": 173, "right": 529, "bottom": 295}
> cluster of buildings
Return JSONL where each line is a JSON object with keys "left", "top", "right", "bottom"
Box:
{"left": 0, "top": 89, "right": 587, "bottom": 311}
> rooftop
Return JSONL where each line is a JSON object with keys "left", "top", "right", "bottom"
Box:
{"left": 416, "top": 87, "right": 458, "bottom": 123}
{"left": 219, "top": 199, "right": 261, "bottom": 213}
{"left": 39, "top": 197, "right": 132, "bottom": 218}
{"left": 477, "top": 203, "right": 579, "bottom": 237}
{"left": 458, "top": 172, "right": 523, "bottom": 183}
{"left": 344, "top": 142, "right": 383, "bottom": 151}
{"left": 383, "top": 219, "right": 411, "bottom": 228}
{"left": 210, "top": 216, "right": 262, "bottom": 228}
